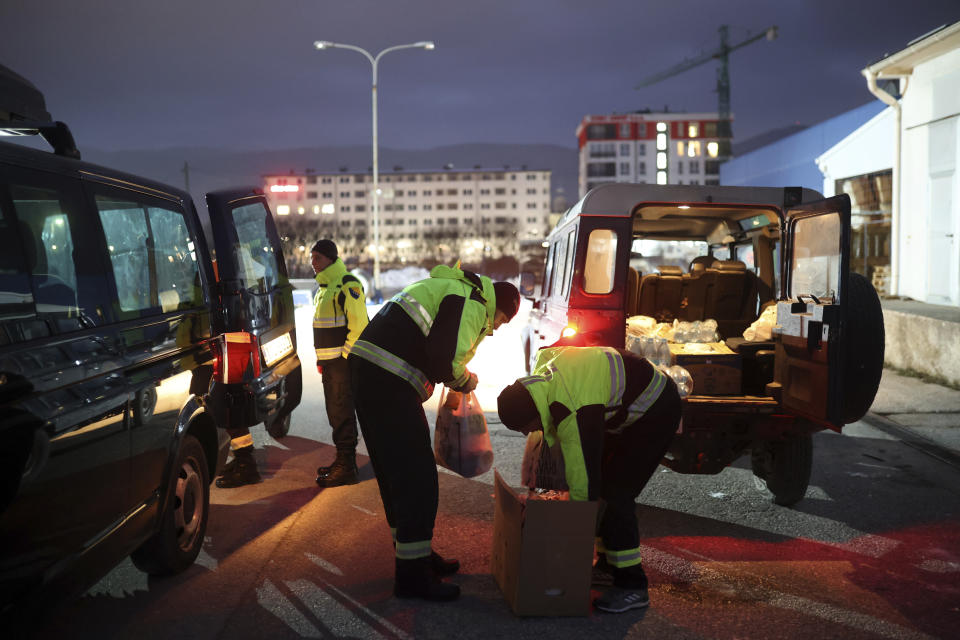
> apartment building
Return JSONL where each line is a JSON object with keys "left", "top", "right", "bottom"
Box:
{"left": 576, "top": 112, "right": 729, "bottom": 197}
{"left": 263, "top": 167, "right": 552, "bottom": 273}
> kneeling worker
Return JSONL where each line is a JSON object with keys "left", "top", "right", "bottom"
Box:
{"left": 349, "top": 264, "right": 520, "bottom": 602}
{"left": 497, "top": 346, "right": 681, "bottom": 613}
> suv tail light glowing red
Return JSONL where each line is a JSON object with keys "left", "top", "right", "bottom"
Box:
{"left": 212, "top": 332, "right": 262, "bottom": 383}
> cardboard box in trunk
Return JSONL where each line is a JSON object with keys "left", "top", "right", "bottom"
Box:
{"left": 669, "top": 342, "right": 742, "bottom": 395}
{"left": 491, "top": 471, "right": 598, "bottom": 616}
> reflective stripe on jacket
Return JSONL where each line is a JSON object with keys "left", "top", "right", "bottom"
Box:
{"left": 519, "top": 346, "right": 669, "bottom": 501}
{"left": 313, "top": 258, "right": 368, "bottom": 362}
{"left": 350, "top": 264, "right": 495, "bottom": 398}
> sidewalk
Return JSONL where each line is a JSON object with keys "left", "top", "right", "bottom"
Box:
{"left": 866, "top": 367, "right": 960, "bottom": 459}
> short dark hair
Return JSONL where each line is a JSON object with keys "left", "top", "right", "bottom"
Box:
{"left": 493, "top": 281, "right": 520, "bottom": 320}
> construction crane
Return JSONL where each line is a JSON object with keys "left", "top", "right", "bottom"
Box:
{"left": 636, "top": 24, "right": 777, "bottom": 158}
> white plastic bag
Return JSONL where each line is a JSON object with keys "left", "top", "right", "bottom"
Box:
{"left": 743, "top": 304, "right": 778, "bottom": 341}
{"left": 434, "top": 389, "right": 493, "bottom": 478}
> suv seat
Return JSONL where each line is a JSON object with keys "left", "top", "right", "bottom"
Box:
{"left": 637, "top": 265, "right": 683, "bottom": 322}
{"left": 680, "top": 260, "right": 715, "bottom": 321}
{"left": 703, "top": 260, "right": 759, "bottom": 338}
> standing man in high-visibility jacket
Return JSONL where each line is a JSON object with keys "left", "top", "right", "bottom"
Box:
{"left": 497, "top": 346, "right": 681, "bottom": 614}
{"left": 311, "top": 239, "right": 369, "bottom": 487}
{"left": 349, "top": 265, "right": 520, "bottom": 602}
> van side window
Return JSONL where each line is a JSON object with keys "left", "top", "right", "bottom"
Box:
{"left": 5, "top": 178, "right": 103, "bottom": 338}
{"left": 735, "top": 243, "right": 756, "bottom": 272}
{"left": 551, "top": 233, "right": 568, "bottom": 299}
{"left": 95, "top": 193, "right": 202, "bottom": 316}
{"left": 584, "top": 229, "right": 618, "bottom": 294}
{"left": 541, "top": 242, "right": 556, "bottom": 298}
{"left": 561, "top": 229, "right": 577, "bottom": 298}
{"left": 230, "top": 202, "right": 282, "bottom": 293}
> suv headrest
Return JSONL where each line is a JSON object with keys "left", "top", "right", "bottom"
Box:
{"left": 658, "top": 265, "right": 683, "bottom": 277}
{"left": 711, "top": 260, "right": 746, "bottom": 273}
{"left": 689, "top": 255, "right": 715, "bottom": 272}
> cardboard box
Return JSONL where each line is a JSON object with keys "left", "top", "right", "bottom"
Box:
{"left": 669, "top": 341, "right": 742, "bottom": 395}
{"left": 490, "top": 471, "right": 598, "bottom": 616}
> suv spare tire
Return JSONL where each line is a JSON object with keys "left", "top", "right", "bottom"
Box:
{"left": 842, "top": 272, "right": 885, "bottom": 424}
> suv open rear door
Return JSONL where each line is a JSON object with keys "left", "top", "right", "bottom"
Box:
{"left": 205, "top": 189, "right": 301, "bottom": 433}
{"left": 772, "top": 194, "right": 851, "bottom": 430}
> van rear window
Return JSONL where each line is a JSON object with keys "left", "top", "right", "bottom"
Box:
{"left": 230, "top": 202, "right": 281, "bottom": 294}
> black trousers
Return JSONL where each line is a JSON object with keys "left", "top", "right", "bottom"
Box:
{"left": 598, "top": 377, "right": 682, "bottom": 584}
{"left": 321, "top": 356, "right": 359, "bottom": 452}
{"left": 349, "top": 355, "right": 438, "bottom": 545}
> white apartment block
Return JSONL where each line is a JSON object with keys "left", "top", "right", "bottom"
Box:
{"left": 576, "top": 112, "right": 729, "bottom": 197}
{"left": 263, "top": 167, "right": 552, "bottom": 267}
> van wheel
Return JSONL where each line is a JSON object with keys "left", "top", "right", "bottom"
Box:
{"left": 266, "top": 413, "right": 291, "bottom": 439}
{"left": 131, "top": 434, "right": 209, "bottom": 575}
{"left": 842, "top": 272, "right": 885, "bottom": 423}
{"left": 750, "top": 432, "right": 812, "bottom": 506}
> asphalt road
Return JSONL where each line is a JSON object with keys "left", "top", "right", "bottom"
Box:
{"left": 29, "top": 304, "right": 960, "bottom": 640}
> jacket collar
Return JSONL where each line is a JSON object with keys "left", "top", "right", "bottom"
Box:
{"left": 315, "top": 258, "right": 348, "bottom": 287}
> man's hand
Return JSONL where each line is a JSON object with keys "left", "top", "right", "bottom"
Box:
{"left": 460, "top": 372, "right": 478, "bottom": 393}
{"left": 316, "top": 362, "right": 323, "bottom": 375}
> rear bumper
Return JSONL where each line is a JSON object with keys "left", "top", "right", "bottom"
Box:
{"left": 209, "top": 354, "right": 302, "bottom": 430}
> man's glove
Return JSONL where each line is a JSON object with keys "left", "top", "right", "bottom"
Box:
{"left": 316, "top": 361, "right": 323, "bottom": 375}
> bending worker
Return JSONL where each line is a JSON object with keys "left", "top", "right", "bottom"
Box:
{"left": 311, "top": 239, "right": 368, "bottom": 487}
{"left": 349, "top": 265, "right": 520, "bottom": 602}
{"left": 497, "top": 346, "right": 681, "bottom": 614}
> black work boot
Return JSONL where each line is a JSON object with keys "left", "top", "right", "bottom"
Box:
{"left": 215, "top": 447, "right": 261, "bottom": 488}
{"left": 430, "top": 550, "right": 460, "bottom": 576}
{"left": 394, "top": 557, "right": 460, "bottom": 601}
{"left": 316, "top": 450, "right": 359, "bottom": 487}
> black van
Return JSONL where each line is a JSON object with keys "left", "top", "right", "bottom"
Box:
{"left": 522, "top": 183, "right": 884, "bottom": 505}
{"left": 0, "top": 65, "right": 301, "bottom": 620}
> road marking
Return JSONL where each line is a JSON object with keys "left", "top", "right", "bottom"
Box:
{"left": 285, "top": 579, "right": 384, "bottom": 640}
{"left": 319, "top": 579, "right": 413, "bottom": 640}
{"left": 306, "top": 552, "right": 345, "bottom": 576}
{"left": 352, "top": 504, "right": 378, "bottom": 516}
{"left": 256, "top": 578, "right": 322, "bottom": 638}
{"left": 640, "top": 545, "right": 935, "bottom": 640}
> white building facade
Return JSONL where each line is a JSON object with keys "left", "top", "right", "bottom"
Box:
{"left": 263, "top": 167, "right": 552, "bottom": 273}
{"left": 850, "top": 21, "right": 960, "bottom": 307}
{"left": 576, "top": 112, "right": 729, "bottom": 197}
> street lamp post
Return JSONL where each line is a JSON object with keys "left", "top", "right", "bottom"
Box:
{"left": 313, "top": 40, "right": 435, "bottom": 292}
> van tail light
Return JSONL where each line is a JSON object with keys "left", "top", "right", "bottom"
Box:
{"left": 213, "top": 332, "right": 262, "bottom": 383}
{"left": 560, "top": 325, "right": 578, "bottom": 338}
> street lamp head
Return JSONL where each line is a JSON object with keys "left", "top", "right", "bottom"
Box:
{"left": 416, "top": 41, "right": 436, "bottom": 50}
{"left": 314, "top": 41, "right": 334, "bottom": 50}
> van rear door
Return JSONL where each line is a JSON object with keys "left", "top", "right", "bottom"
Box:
{"left": 772, "top": 194, "right": 851, "bottom": 429}
{"left": 205, "top": 189, "right": 301, "bottom": 429}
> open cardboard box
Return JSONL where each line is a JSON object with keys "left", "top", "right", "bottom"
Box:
{"left": 490, "top": 470, "right": 598, "bottom": 616}
{"left": 669, "top": 341, "right": 742, "bottom": 395}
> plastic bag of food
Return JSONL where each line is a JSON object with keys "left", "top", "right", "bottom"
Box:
{"left": 743, "top": 304, "right": 778, "bottom": 341}
{"left": 520, "top": 430, "right": 569, "bottom": 491}
{"left": 434, "top": 389, "right": 493, "bottom": 478}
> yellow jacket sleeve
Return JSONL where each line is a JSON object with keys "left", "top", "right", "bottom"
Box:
{"left": 341, "top": 282, "right": 368, "bottom": 357}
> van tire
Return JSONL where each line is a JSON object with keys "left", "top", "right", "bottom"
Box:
{"left": 131, "top": 434, "right": 209, "bottom": 575}
{"left": 133, "top": 385, "right": 157, "bottom": 426}
{"left": 842, "top": 272, "right": 885, "bottom": 424}
{"left": 266, "top": 412, "right": 291, "bottom": 439}
{"left": 750, "top": 432, "right": 812, "bottom": 506}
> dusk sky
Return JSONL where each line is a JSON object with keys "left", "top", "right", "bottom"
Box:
{"left": 2, "top": 1, "right": 958, "bottom": 153}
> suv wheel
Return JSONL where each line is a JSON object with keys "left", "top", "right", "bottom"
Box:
{"left": 266, "top": 412, "right": 291, "bottom": 439}
{"left": 842, "top": 272, "right": 885, "bottom": 423}
{"left": 131, "top": 434, "right": 209, "bottom": 575}
{"left": 750, "top": 432, "right": 813, "bottom": 506}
